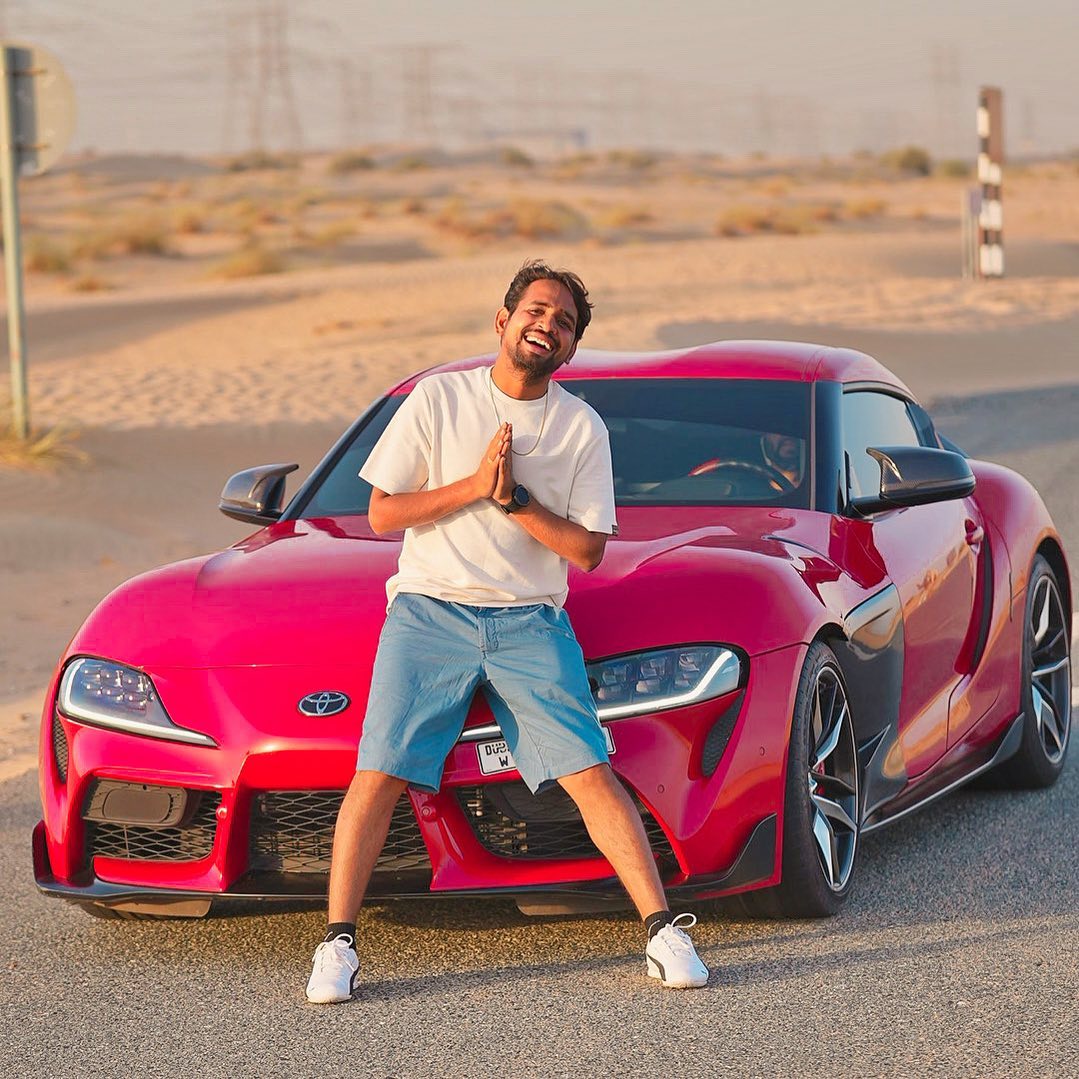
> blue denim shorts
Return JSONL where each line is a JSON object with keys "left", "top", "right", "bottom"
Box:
{"left": 356, "top": 593, "right": 609, "bottom": 794}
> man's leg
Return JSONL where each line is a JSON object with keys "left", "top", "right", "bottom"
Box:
{"left": 560, "top": 763, "right": 709, "bottom": 987}
{"left": 556, "top": 763, "right": 665, "bottom": 917}
{"left": 327, "top": 769, "right": 410, "bottom": 923}
{"left": 306, "top": 769, "right": 408, "bottom": 1004}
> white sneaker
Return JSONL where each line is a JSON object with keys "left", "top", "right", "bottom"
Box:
{"left": 645, "top": 913, "right": 709, "bottom": 988}
{"left": 305, "top": 934, "right": 360, "bottom": 1004}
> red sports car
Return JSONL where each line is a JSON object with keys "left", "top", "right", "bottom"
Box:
{"left": 34, "top": 341, "right": 1072, "bottom": 921}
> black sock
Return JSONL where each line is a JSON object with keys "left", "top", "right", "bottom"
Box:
{"left": 645, "top": 910, "right": 674, "bottom": 939}
{"left": 324, "top": 922, "right": 356, "bottom": 948}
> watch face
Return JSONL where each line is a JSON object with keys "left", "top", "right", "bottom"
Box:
{"left": 513, "top": 485, "right": 530, "bottom": 507}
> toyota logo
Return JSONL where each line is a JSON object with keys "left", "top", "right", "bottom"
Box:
{"left": 298, "top": 691, "right": 351, "bottom": 717}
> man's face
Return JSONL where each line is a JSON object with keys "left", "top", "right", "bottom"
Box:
{"left": 495, "top": 279, "right": 579, "bottom": 382}
{"left": 763, "top": 431, "right": 807, "bottom": 479}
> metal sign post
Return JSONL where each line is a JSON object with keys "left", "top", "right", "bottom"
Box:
{"left": 0, "top": 41, "right": 75, "bottom": 440}
{"left": 0, "top": 45, "right": 28, "bottom": 439}
{"left": 976, "top": 86, "right": 1004, "bottom": 278}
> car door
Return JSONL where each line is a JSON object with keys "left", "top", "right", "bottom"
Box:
{"left": 841, "top": 388, "right": 981, "bottom": 777}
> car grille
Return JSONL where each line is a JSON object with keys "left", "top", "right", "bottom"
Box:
{"left": 52, "top": 713, "right": 69, "bottom": 782}
{"left": 456, "top": 782, "right": 676, "bottom": 864}
{"left": 85, "top": 788, "right": 221, "bottom": 863}
{"left": 248, "top": 791, "right": 429, "bottom": 874}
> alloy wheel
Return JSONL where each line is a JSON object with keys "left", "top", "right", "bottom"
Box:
{"left": 1028, "top": 574, "right": 1071, "bottom": 765}
{"left": 807, "top": 665, "right": 859, "bottom": 892}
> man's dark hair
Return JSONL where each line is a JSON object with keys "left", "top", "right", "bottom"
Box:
{"left": 502, "top": 259, "right": 593, "bottom": 343}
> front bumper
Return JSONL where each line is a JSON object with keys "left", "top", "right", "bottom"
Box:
{"left": 36, "top": 646, "right": 804, "bottom": 910}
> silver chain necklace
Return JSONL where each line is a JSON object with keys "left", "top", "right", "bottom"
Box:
{"left": 487, "top": 368, "right": 550, "bottom": 457}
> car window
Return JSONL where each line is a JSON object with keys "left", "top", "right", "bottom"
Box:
{"left": 568, "top": 379, "right": 810, "bottom": 507}
{"left": 300, "top": 397, "right": 406, "bottom": 517}
{"left": 300, "top": 378, "right": 812, "bottom": 518}
{"left": 841, "top": 390, "right": 921, "bottom": 498}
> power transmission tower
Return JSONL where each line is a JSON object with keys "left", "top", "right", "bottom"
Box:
{"left": 250, "top": 0, "right": 302, "bottom": 151}
{"left": 337, "top": 57, "right": 372, "bottom": 147}
{"left": 221, "top": 11, "right": 254, "bottom": 153}
{"left": 394, "top": 44, "right": 453, "bottom": 144}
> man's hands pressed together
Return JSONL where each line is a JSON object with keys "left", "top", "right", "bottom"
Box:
{"left": 492, "top": 424, "right": 516, "bottom": 506}
{"left": 478, "top": 422, "right": 512, "bottom": 501}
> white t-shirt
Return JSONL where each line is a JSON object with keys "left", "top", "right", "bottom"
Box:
{"left": 360, "top": 365, "right": 617, "bottom": 609}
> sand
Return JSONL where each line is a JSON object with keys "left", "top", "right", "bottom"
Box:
{"left": 3, "top": 159, "right": 1079, "bottom": 784}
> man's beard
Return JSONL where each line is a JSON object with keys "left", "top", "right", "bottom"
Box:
{"left": 509, "top": 341, "right": 562, "bottom": 384}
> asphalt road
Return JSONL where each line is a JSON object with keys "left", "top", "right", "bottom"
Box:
{"left": 1, "top": 372, "right": 1077, "bottom": 1077}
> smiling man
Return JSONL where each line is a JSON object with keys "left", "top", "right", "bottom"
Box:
{"left": 305, "top": 260, "right": 709, "bottom": 1003}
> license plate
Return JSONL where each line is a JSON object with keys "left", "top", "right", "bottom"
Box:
{"left": 476, "top": 739, "right": 516, "bottom": 776}
{"left": 475, "top": 727, "right": 614, "bottom": 776}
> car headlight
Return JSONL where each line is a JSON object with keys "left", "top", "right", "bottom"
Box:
{"left": 58, "top": 658, "right": 217, "bottom": 748}
{"left": 587, "top": 645, "right": 742, "bottom": 719}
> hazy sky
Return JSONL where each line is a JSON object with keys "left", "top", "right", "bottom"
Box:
{"left": 10, "top": 1, "right": 1079, "bottom": 158}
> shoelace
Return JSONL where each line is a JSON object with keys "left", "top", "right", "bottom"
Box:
{"left": 317, "top": 934, "right": 355, "bottom": 971}
{"left": 658, "top": 913, "right": 699, "bottom": 955}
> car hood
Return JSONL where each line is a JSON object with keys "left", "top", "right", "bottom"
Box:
{"left": 69, "top": 507, "right": 876, "bottom": 670}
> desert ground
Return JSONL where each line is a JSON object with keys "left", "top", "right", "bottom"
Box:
{"left": 0, "top": 149, "right": 1076, "bottom": 1075}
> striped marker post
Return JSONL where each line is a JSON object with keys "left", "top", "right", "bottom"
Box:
{"left": 976, "top": 86, "right": 1004, "bottom": 278}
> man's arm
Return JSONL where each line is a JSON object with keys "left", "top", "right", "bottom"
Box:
{"left": 507, "top": 501, "right": 608, "bottom": 573}
{"left": 368, "top": 423, "right": 510, "bottom": 534}
{"left": 493, "top": 431, "right": 609, "bottom": 572}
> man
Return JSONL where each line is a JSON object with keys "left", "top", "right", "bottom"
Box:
{"left": 306, "top": 260, "right": 708, "bottom": 1003}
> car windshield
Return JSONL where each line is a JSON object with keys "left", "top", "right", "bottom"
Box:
{"left": 297, "top": 377, "right": 811, "bottom": 518}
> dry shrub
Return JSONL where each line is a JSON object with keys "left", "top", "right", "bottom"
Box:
{"left": 595, "top": 204, "right": 654, "bottom": 229}
{"left": 172, "top": 203, "right": 208, "bottom": 234}
{"left": 844, "top": 197, "right": 888, "bottom": 219}
{"left": 227, "top": 150, "right": 298, "bottom": 172}
{"left": 401, "top": 197, "right": 427, "bottom": 215}
{"left": 70, "top": 230, "right": 111, "bottom": 260}
{"left": 24, "top": 235, "right": 71, "bottom": 274}
{"left": 327, "top": 150, "right": 376, "bottom": 175}
{"left": 117, "top": 216, "right": 171, "bottom": 255}
{"left": 936, "top": 159, "right": 971, "bottom": 179}
{"left": 769, "top": 206, "right": 820, "bottom": 235}
{"left": 508, "top": 199, "right": 588, "bottom": 238}
{"left": 0, "top": 413, "right": 87, "bottom": 470}
{"left": 391, "top": 154, "right": 431, "bottom": 172}
{"left": 715, "top": 203, "right": 822, "bottom": 237}
{"left": 207, "top": 243, "right": 285, "bottom": 279}
{"left": 606, "top": 149, "right": 657, "bottom": 170}
{"left": 715, "top": 204, "right": 775, "bottom": 236}
{"left": 808, "top": 202, "right": 840, "bottom": 223}
{"left": 69, "top": 272, "right": 113, "bottom": 293}
{"left": 309, "top": 221, "right": 356, "bottom": 249}
{"left": 880, "top": 145, "right": 932, "bottom": 176}
{"left": 437, "top": 198, "right": 588, "bottom": 241}
{"left": 759, "top": 178, "right": 790, "bottom": 198}
{"left": 499, "top": 146, "right": 533, "bottom": 167}
{"left": 73, "top": 217, "right": 172, "bottom": 258}
{"left": 227, "top": 198, "right": 278, "bottom": 232}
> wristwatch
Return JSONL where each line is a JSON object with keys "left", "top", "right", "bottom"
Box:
{"left": 499, "top": 484, "right": 531, "bottom": 514}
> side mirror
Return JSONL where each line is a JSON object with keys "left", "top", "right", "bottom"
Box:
{"left": 219, "top": 463, "right": 299, "bottom": 525}
{"left": 848, "top": 446, "right": 975, "bottom": 516}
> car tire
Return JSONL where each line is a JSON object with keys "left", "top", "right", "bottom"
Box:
{"left": 990, "top": 554, "right": 1071, "bottom": 789}
{"left": 738, "top": 640, "right": 861, "bottom": 919}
